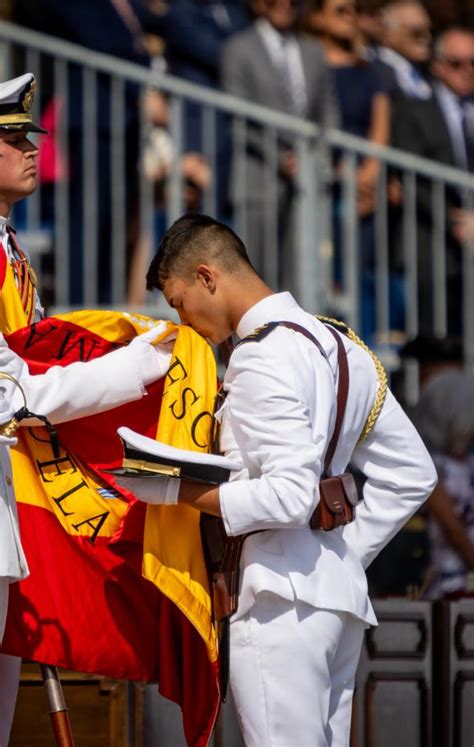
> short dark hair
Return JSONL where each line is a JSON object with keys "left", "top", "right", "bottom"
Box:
{"left": 146, "top": 213, "right": 252, "bottom": 291}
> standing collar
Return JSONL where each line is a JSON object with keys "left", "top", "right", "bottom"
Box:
{"left": 236, "top": 292, "right": 299, "bottom": 339}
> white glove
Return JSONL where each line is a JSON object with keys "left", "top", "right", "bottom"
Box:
{"left": 0, "top": 406, "right": 18, "bottom": 446}
{"left": 0, "top": 337, "right": 25, "bottom": 443}
{"left": 128, "top": 322, "right": 177, "bottom": 387}
{"left": 0, "top": 433, "right": 17, "bottom": 446}
{"left": 0, "top": 334, "right": 28, "bottom": 412}
{"left": 113, "top": 474, "right": 181, "bottom": 505}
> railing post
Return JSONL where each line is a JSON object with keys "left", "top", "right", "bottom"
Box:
{"left": 294, "top": 136, "right": 322, "bottom": 313}
{"left": 342, "top": 151, "right": 360, "bottom": 333}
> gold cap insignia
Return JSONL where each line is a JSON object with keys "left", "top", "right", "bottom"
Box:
{"left": 21, "top": 80, "right": 36, "bottom": 114}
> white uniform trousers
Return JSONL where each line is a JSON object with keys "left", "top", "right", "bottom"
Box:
{"left": 229, "top": 592, "right": 365, "bottom": 747}
{"left": 0, "top": 578, "right": 21, "bottom": 747}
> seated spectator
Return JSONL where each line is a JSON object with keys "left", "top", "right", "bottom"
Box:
{"left": 303, "top": 0, "right": 404, "bottom": 342}
{"left": 414, "top": 371, "right": 474, "bottom": 599}
{"left": 392, "top": 27, "right": 474, "bottom": 335}
{"left": 221, "top": 0, "right": 339, "bottom": 281}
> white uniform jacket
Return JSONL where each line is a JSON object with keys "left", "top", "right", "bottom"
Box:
{"left": 218, "top": 293, "right": 437, "bottom": 625}
{"left": 0, "top": 340, "right": 168, "bottom": 585}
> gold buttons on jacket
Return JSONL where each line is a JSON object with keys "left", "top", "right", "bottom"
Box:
{"left": 5, "top": 476, "right": 12, "bottom": 486}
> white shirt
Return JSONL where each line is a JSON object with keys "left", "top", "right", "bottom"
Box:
{"left": 218, "top": 293, "right": 437, "bottom": 624}
{"left": 256, "top": 18, "right": 307, "bottom": 117}
{"left": 378, "top": 46, "right": 432, "bottom": 100}
{"left": 435, "top": 81, "right": 474, "bottom": 171}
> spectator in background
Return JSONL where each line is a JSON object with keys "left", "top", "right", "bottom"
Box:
{"left": 367, "top": 333, "right": 464, "bottom": 599}
{"left": 304, "top": 0, "right": 389, "bottom": 224}
{"left": 397, "top": 27, "right": 474, "bottom": 173}
{"left": 150, "top": 0, "right": 250, "bottom": 219}
{"left": 392, "top": 27, "right": 474, "bottom": 335}
{"left": 221, "top": 0, "right": 339, "bottom": 280}
{"left": 157, "top": 0, "right": 250, "bottom": 93}
{"left": 14, "top": 0, "right": 155, "bottom": 304}
{"left": 248, "top": 0, "right": 266, "bottom": 16}
{"left": 414, "top": 371, "right": 474, "bottom": 599}
{"left": 377, "top": 0, "right": 432, "bottom": 102}
{"left": 398, "top": 333, "right": 464, "bottom": 394}
{"left": 127, "top": 88, "right": 212, "bottom": 304}
{"left": 356, "top": 0, "right": 385, "bottom": 60}
{"left": 303, "top": 0, "right": 403, "bottom": 343}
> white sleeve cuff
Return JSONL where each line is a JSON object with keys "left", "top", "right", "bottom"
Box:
{"left": 219, "top": 480, "right": 247, "bottom": 537}
{"left": 130, "top": 344, "right": 172, "bottom": 389}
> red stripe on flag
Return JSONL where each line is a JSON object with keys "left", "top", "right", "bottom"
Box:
{"left": 1, "top": 317, "right": 220, "bottom": 746}
{"left": 3, "top": 504, "right": 219, "bottom": 746}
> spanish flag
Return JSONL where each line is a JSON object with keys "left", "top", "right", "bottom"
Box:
{"left": 0, "top": 250, "right": 220, "bottom": 746}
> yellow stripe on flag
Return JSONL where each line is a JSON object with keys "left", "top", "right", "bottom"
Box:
{"left": 2, "top": 250, "right": 218, "bottom": 664}
{"left": 142, "top": 325, "right": 218, "bottom": 662}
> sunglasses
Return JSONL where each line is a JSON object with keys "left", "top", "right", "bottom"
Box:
{"left": 442, "top": 57, "right": 474, "bottom": 71}
{"left": 265, "top": 0, "right": 302, "bottom": 7}
{"left": 406, "top": 26, "right": 431, "bottom": 42}
{"left": 333, "top": 4, "right": 355, "bottom": 15}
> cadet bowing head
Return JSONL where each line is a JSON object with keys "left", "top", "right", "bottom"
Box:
{"left": 146, "top": 213, "right": 254, "bottom": 291}
{"left": 146, "top": 213, "right": 272, "bottom": 344}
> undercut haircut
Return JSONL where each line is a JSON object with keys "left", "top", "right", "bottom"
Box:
{"left": 146, "top": 213, "right": 253, "bottom": 291}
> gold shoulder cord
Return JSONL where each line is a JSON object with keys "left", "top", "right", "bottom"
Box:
{"left": 317, "top": 316, "right": 388, "bottom": 445}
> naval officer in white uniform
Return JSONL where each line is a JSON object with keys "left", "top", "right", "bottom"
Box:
{"left": 0, "top": 72, "right": 172, "bottom": 745}
{"left": 120, "top": 213, "right": 437, "bottom": 747}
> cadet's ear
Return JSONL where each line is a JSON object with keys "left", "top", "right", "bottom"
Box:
{"left": 196, "top": 264, "right": 217, "bottom": 294}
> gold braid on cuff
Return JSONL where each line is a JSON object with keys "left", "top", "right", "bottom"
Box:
{"left": 317, "top": 316, "right": 388, "bottom": 445}
{"left": 0, "top": 372, "right": 27, "bottom": 438}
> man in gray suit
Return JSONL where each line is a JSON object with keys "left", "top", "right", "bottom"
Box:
{"left": 221, "top": 0, "right": 339, "bottom": 283}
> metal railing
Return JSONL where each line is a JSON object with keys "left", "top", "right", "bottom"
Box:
{"left": 1, "top": 20, "right": 474, "bottom": 386}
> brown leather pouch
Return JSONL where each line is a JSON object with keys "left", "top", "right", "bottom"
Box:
{"left": 311, "top": 472, "right": 359, "bottom": 531}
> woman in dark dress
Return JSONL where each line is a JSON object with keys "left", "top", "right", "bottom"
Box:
{"left": 303, "top": 0, "right": 404, "bottom": 343}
